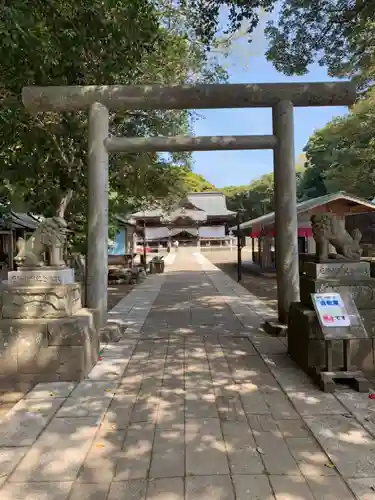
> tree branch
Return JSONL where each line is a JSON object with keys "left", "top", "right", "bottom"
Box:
{"left": 56, "top": 189, "right": 73, "bottom": 218}
{"left": 34, "top": 115, "right": 75, "bottom": 168}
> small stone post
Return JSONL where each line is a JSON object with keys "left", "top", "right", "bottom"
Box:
{"left": 87, "top": 102, "right": 109, "bottom": 328}
{"left": 273, "top": 100, "right": 300, "bottom": 323}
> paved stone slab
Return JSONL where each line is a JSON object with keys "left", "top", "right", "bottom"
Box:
{"left": 24, "top": 382, "right": 77, "bottom": 399}
{"left": 221, "top": 421, "right": 264, "bottom": 474}
{"left": 87, "top": 359, "right": 129, "bottom": 381}
{"left": 146, "top": 477, "right": 184, "bottom": 499}
{"left": 250, "top": 335, "right": 287, "bottom": 355}
{"left": 114, "top": 423, "right": 155, "bottom": 480}
{"left": 286, "top": 389, "right": 346, "bottom": 416}
{"left": 185, "top": 419, "right": 229, "bottom": 476}
{"left": 0, "top": 447, "right": 29, "bottom": 487}
{"left": 304, "top": 414, "right": 375, "bottom": 478}
{"left": 238, "top": 387, "right": 270, "bottom": 415}
{"left": 55, "top": 397, "right": 111, "bottom": 418}
{"left": 68, "top": 483, "right": 110, "bottom": 500}
{"left": 0, "top": 405, "right": 59, "bottom": 447}
{"left": 69, "top": 381, "right": 118, "bottom": 399}
{"left": 186, "top": 475, "right": 235, "bottom": 500}
{"left": 77, "top": 429, "right": 126, "bottom": 483}
{"left": 7, "top": 398, "right": 65, "bottom": 418}
{"left": 149, "top": 426, "right": 184, "bottom": 478}
{"left": 336, "top": 391, "right": 375, "bottom": 437}
{"left": 215, "top": 388, "right": 247, "bottom": 422}
{"left": 247, "top": 414, "right": 279, "bottom": 433}
{"left": 0, "top": 481, "right": 73, "bottom": 500}
{"left": 9, "top": 417, "right": 98, "bottom": 481}
{"left": 107, "top": 479, "right": 147, "bottom": 500}
{"left": 269, "top": 475, "right": 314, "bottom": 500}
{"left": 305, "top": 475, "right": 356, "bottom": 499}
{"left": 275, "top": 418, "right": 311, "bottom": 438}
{"left": 232, "top": 475, "right": 274, "bottom": 500}
{"left": 347, "top": 477, "right": 375, "bottom": 499}
{"left": 285, "top": 437, "right": 337, "bottom": 477}
{"left": 253, "top": 432, "right": 300, "bottom": 475}
{"left": 263, "top": 392, "right": 300, "bottom": 420}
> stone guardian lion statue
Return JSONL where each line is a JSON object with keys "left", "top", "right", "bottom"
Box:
{"left": 14, "top": 217, "right": 70, "bottom": 267}
{"left": 14, "top": 190, "right": 73, "bottom": 268}
{"left": 310, "top": 213, "right": 363, "bottom": 261}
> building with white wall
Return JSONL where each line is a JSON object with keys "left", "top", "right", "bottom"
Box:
{"left": 236, "top": 192, "right": 375, "bottom": 270}
{"left": 131, "top": 192, "right": 236, "bottom": 248}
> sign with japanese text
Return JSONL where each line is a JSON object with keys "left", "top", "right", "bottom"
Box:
{"left": 312, "top": 293, "right": 351, "bottom": 328}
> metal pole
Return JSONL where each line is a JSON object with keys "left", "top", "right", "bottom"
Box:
{"left": 237, "top": 212, "right": 242, "bottom": 282}
{"left": 87, "top": 102, "right": 109, "bottom": 329}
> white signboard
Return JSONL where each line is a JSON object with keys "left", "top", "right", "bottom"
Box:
{"left": 312, "top": 293, "right": 351, "bottom": 328}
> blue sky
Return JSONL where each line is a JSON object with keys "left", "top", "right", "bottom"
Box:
{"left": 191, "top": 14, "right": 349, "bottom": 188}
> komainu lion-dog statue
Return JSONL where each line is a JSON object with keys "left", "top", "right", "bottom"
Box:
{"left": 14, "top": 190, "right": 73, "bottom": 268}
{"left": 14, "top": 217, "right": 70, "bottom": 267}
{"left": 311, "top": 213, "right": 363, "bottom": 261}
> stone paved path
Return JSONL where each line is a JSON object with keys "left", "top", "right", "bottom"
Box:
{"left": 1, "top": 251, "right": 375, "bottom": 499}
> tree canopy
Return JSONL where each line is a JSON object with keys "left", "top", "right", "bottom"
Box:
{"left": 0, "top": 0, "right": 227, "bottom": 250}
{"left": 297, "top": 87, "right": 375, "bottom": 202}
{"left": 222, "top": 173, "right": 274, "bottom": 220}
{"left": 179, "top": 171, "right": 216, "bottom": 192}
{"left": 265, "top": 0, "right": 375, "bottom": 87}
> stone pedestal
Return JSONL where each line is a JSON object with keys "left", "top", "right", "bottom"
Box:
{"left": 0, "top": 267, "right": 99, "bottom": 383}
{"left": 1, "top": 284, "right": 81, "bottom": 319}
{"left": 288, "top": 261, "right": 375, "bottom": 377}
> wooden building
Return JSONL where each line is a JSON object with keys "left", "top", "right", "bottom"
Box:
{"left": 108, "top": 216, "right": 137, "bottom": 257}
{"left": 238, "top": 192, "right": 375, "bottom": 270}
{"left": 0, "top": 212, "right": 40, "bottom": 272}
{"left": 131, "top": 192, "right": 236, "bottom": 249}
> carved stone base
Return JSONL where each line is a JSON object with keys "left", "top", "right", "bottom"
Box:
{"left": 1, "top": 283, "right": 81, "bottom": 319}
{"left": 0, "top": 309, "right": 99, "bottom": 383}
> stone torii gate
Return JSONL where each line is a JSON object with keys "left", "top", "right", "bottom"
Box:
{"left": 22, "top": 82, "right": 356, "bottom": 327}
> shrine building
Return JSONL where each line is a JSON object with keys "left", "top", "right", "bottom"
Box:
{"left": 131, "top": 192, "right": 236, "bottom": 249}
{"left": 237, "top": 192, "right": 375, "bottom": 270}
